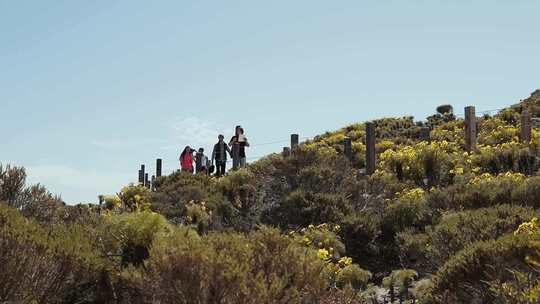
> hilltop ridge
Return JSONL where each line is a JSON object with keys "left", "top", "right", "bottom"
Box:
{"left": 2, "top": 89, "right": 540, "bottom": 303}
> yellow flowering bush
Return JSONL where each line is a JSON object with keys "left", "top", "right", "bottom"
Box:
{"left": 430, "top": 119, "right": 464, "bottom": 144}
{"left": 379, "top": 140, "right": 462, "bottom": 186}
{"left": 118, "top": 184, "right": 153, "bottom": 212}
{"left": 494, "top": 217, "right": 540, "bottom": 303}
{"left": 294, "top": 223, "right": 345, "bottom": 258}
{"left": 185, "top": 201, "right": 211, "bottom": 233}
{"left": 103, "top": 195, "right": 121, "bottom": 210}
{"left": 468, "top": 171, "right": 526, "bottom": 186}
{"left": 385, "top": 186, "right": 432, "bottom": 232}
{"left": 514, "top": 217, "right": 539, "bottom": 236}
{"left": 291, "top": 223, "right": 370, "bottom": 289}
{"left": 395, "top": 188, "right": 426, "bottom": 201}
{"left": 471, "top": 141, "right": 540, "bottom": 175}
{"left": 478, "top": 117, "right": 519, "bottom": 146}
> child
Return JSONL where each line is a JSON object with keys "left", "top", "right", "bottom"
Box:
{"left": 195, "top": 148, "right": 208, "bottom": 174}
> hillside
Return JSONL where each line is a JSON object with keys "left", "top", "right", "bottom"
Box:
{"left": 2, "top": 90, "right": 540, "bottom": 303}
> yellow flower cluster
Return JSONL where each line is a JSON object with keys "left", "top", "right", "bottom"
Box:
{"left": 468, "top": 172, "right": 526, "bottom": 185}
{"left": 449, "top": 167, "right": 465, "bottom": 175}
{"left": 395, "top": 188, "right": 425, "bottom": 201}
{"left": 515, "top": 217, "right": 539, "bottom": 236}
{"left": 292, "top": 222, "right": 356, "bottom": 278}
{"left": 317, "top": 248, "right": 331, "bottom": 261}
{"left": 379, "top": 140, "right": 462, "bottom": 181}
{"left": 476, "top": 141, "right": 523, "bottom": 155}
{"left": 478, "top": 117, "right": 519, "bottom": 146}
{"left": 338, "top": 256, "right": 353, "bottom": 267}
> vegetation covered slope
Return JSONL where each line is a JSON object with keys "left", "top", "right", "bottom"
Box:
{"left": 3, "top": 90, "right": 540, "bottom": 303}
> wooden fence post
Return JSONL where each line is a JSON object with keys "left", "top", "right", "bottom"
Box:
{"left": 283, "top": 147, "right": 291, "bottom": 157}
{"left": 156, "top": 159, "right": 162, "bottom": 178}
{"left": 139, "top": 165, "right": 145, "bottom": 185}
{"left": 521, "top": 109, "right": 532, "bottom": 143}
{"left": 232, "top": 142, "right": 240, "bottom": 170}
{"left": 420, "top": 127, "right": 430, "bottom": 141}
{"left": 291, "top": 134, "right": 299, "bottom": 150}
{"left": 344, "top": 137, "right": 352, "bottom": 163}
{"left": 465, "top": 106, "right": 477, "bottom": 152}
{"left": 365, "top": 122, "right": 376, "bottom": 175}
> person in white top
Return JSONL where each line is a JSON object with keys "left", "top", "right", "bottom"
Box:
{"left": 195, "top": 148, "right": 209, "bottom": 174}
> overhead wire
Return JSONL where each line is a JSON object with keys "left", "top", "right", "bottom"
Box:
{"left": 453, "top": 107, "right": 506, "bottom": 117}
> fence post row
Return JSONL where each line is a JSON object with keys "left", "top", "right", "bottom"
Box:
{"left": 521, "top": 109, "right": 532, "bottom": 143}
{"left": 464, "top": 106, "right": 477, "bottom": 152}
{"left": 291, "top": 134, "right": 299, "bottom": 151}
{"left": 365, "top": 122, "right": 376, "bottom": 175}
{"left": 344, "top": 137, "right": 352, "bottom": 163}
{"left": 137, "top": 106, "right": 512, "bottom": 181}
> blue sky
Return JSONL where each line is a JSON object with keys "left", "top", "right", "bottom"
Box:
{"left": 1, "top": 0, "right": 539, "bottom": 203}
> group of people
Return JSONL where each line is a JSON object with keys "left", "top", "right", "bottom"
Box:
{"left": 178, "top": 125, "right": 250, "bottom": 177}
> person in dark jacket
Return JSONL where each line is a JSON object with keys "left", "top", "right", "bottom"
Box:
{"left": 212, "top": 134, "right": 231, "bottom": 177}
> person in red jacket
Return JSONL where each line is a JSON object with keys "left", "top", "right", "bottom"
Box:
{"left": 179, "top": 146, "right": 194, "bottom": 173}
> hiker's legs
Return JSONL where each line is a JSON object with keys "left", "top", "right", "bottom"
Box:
{"left": 240, "top": 157, "right": 246, "bottom": 167}
{"left": 219, "top": 161, "right": 226, "bottom": 176}
{"left": 216, "top": 161, "right": 224, "bottom": 177}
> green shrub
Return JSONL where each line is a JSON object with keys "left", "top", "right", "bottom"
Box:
{"left": 382, "top": 269, "right": 418, "bottom": 303}
{"left": 335, "top": 264, "right": 372, "bottom": 290}
{"left": 272, "top": 189, "right": 352, "bottom": 228}
{"left": 217, "top": 169, "right": 263, "bottom": 231}
{"left": 384, "top": 188, "right": 433, "bottom": 233}
{"left": 0, "top": 203, "right": 107, "bottom": 303}
{"left": 399, "top": 205, "right": 536, "bottom": 275}
{"left": 431, "top": 205, "right": 535, "bottom": 264}
{"left": 134, "top": 226, "right": 328, "bottom": 304}
{"left": 429, "top": 233, "right": 537, "bottom": 303}
{"left": 511, "top": 176, "right": 540, "bottom": 208}
{"left": 342, "top": 210, "right": 386, "bottom": 272}
{"left": 102, "top": 211, "right": 169, "bottom": 267}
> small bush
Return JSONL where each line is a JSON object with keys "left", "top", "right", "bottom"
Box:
{"left": 430, "top": 233, "right": 537, "bottom": 303}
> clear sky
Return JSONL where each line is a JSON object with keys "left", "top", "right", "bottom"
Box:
{"left": 1, "top": 0, "right": 539, "bottom": 203}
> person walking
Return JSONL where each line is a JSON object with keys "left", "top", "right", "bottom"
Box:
{"left": 179, "top": 146, "right": 194, "bottom": 173}
{"left": 237, "top": 127, "right": 249, "bottom": 167}
{"left": 229, "top": 126, "right": 249, "bottom": 168}
{"left": 195, "top": 148, "right": 209, "bottom": 174}
{"left": 212, "top": 134, "right": 231, "bottom": 177}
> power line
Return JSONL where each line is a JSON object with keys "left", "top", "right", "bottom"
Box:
{"left": 250, "top": 139, "right": 289, "bottom": 147}
{"left": 454, "top": 107, "right": 506, "bottom": 117}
